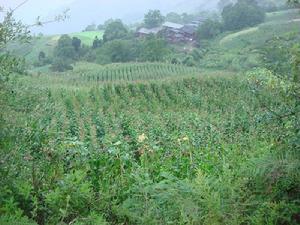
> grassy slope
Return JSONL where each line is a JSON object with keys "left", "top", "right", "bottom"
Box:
{"left": 9, "top": 30, "right": 103, "bottom": 63}
{"left": 200, "top": 9, "right": 300, "bottom": 70}
{"left": 219, "top": 9, "right": 300, "bottom": 48}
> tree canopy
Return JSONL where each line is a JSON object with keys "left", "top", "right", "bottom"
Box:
{"left": 72, "top": 37, "right": 81, "bottom": 52}
{"left": 222, "top": 0, "right": 265, "bottom": 31}
{"left": 54, "top": 35, "right": 76, "bottom": 59}
{"left": 197, "top": 19, "right": 223, "bottom": 40}
{"left": 144, "top": 10, "right": 165, "bottom": 29}
{"left": 103, "top": 20, "right": 128, "bottom": 42}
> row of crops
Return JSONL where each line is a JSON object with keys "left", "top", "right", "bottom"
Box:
{"left": 3, "top": 65, "right": 298, "bottom": 225}
{"left": 45, "top": 74, "right": 263, "bottom": 157}
{"left": 73, "top": 62, "right": 201, "bottom": 82}
{"left": 27, "top": 63, "right": 203, "bottom": 89}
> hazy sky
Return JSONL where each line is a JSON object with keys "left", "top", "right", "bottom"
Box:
{"left": 1, "top": 0, "right": 218, "bottom": 35}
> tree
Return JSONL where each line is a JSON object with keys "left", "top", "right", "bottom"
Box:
{"left": 287, "top": 0, "right": 300, "bottom": 7}
{"left": 222, "top": 0, "right": 265, "bottom": 31}
{"left": 197, "top": 19, "right": 223, "bottom": 40}
{"left": 0, "top": 3, "right": 68, "bottom": 82}
{"left": 144, "top": 10, "right": 165, "bottom": 29}
{"left": 34, "top": 51, "right": 51, "bottom": 67}
{"left": 52, "top": 35, "right": 75, "bottom": 71}
{"left": 106, "top": 40, "right": 136, "bottom": 63}
{"left": 97, "top": 24, "right": 105, "bottom": 30}
{"left": 38, "top": 51, "right": 46, "bottom": 61}
{"left": 103, "top": 20, "right": 128, "bottom": 42}
{"left": 0, "top": 11, "right": 30, "bottom": 82}
{"left": 141, "top": 35, "right": 170, "bottom": 62}
{"left": 72, "top": 37, "right": 81, "bottom": 52}
{"left": 54, "top": 34, "right": 76, "bottom": 59}
{"left": 103, "top": 19, "right": 115, "bottom": 28}
{"left": 92, "top": 36, "right": 102, "bottom": 48}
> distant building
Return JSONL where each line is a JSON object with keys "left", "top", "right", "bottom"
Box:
{"left": 162, "top": 22, "right": 184, "bottom": 30}
{"left": 136, "top": 20, "right": 201, "bottom": 43}
{"left": 181, "top": 24, "right": 198, "bottom": 42}
{"left": 161, "top": 22, "right": 185, "bottom": 43}
{"left": 136, "top": 27, "right": 163, "bottom": 38}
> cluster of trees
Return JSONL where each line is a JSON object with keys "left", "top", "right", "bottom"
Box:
{"left": 49, "top": 17, "right": 173, "bottom": 71}
{"left": 197, "top": 0, "right": 266, "bottom": 40}
{"left": 41, "top": 0, "right": 300, "bottom": 71}
{"left": 83, "top": 18, "right": 122, "bottom": 32}
{"left": 222, "top": 0, "right": 265, "bottom": 31}
{"left": 197, "top": 0, "right": 300, "bottom": 41}
{"left": 218, "top": 0, "right": 290, "bottom": 12}
{"left": 49, "top": 35, "right": 91, "bottom": 71}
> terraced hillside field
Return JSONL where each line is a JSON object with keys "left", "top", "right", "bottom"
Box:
{"left": 3, "top": 60, "right": 298, "bottom": 224}
{"left": 26, "top": 62, "right": 205, "bottom": 89}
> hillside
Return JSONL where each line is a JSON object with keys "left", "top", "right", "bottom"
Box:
{"left": 9, "top": 31, "right": 103, "bottom": 63}
{"left": 1, "top": 5, "right": 300, "bottom": 225}
{"left": 9, "top": 9, "right": 299, "bottom": 69}
{"left": 199, "top": 9, "right": 300, "bottom": 70}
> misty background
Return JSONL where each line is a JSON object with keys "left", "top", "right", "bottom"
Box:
{"left": 1, "top": 0, "right": 219, "bottom": 35}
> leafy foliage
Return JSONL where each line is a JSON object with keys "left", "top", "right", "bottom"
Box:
{"left": 1, "top": 3, "right": 300, "bottom": 225}
{"left": 140, "top": 36, "right": 170, "bottom": 62}
{"left": 222, "top": 0, "right": 266, "bottom": 31}
{"left": 144, "top": 10, "right": 165, "bottom": 29}
{"left": 0, "top": 10, "right": 30, "bottom": 81}
{"left": 261, "top": 32, "right": 300, "bottom": 76}
{"left": 103, "top": 20, "right": 128, "bottom": 42}
{"left": 196, "top": 19, "right": 223, "bottom": 40}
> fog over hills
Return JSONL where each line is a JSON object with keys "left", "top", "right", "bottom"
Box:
{"left": 2, "top": 0, "right": 219, "bottom": 35}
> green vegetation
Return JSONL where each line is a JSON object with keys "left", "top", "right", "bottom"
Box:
{"left": 1, "top": 2, "right": 300, "bottom": 225}
{"left": 102, "top": 20, "right": 128, "bottom": 43}
{"left": 7, "top": 31, "right": 103, "bottom": 64}
{"left": 196, "top": 19, "right": 223, "bottom": 40}
{"left": 143, "top": 10, "right": 165, "bottom": 28}
{"left": 221, "top": 0, "right": 266, "bottom": 31}
{"left": 2, "top": 64, "right": 300, "bottom": 224}
{"left": 72, "top": 31, "right": 104, "bottom": 46}
{"left": 196, "top": 9, "right": 300, "bottom": 71}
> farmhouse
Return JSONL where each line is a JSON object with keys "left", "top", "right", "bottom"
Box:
{"left": 136, "top": 27, "right": 163, "bottom": 38}
{"left": 136, "top": 21, "right": 199, "bottom": 43}
{"left": 161, "top": 22, "right": 184, "bottom": 43}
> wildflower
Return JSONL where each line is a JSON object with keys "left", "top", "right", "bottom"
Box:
{"left": 182, "top": 136, "right": 189, "bottom": 142}
{"left": 138, "top": 133, "right": 147, "bottom": 143}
